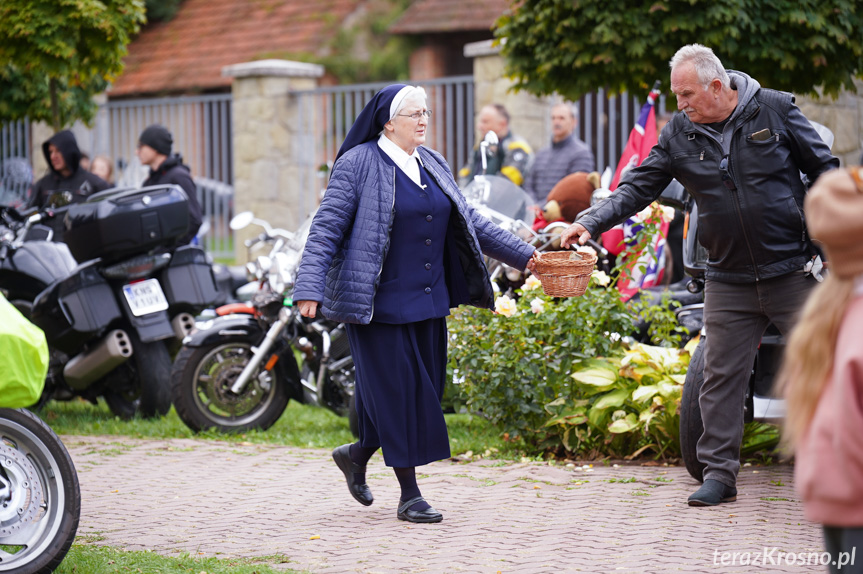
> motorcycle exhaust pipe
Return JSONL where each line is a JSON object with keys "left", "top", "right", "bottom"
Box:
{"left": 171, "top": 312, "right": 196, "bottom": 340}
{"left": 64, "top": 330, "right": 133, "bottom": 390}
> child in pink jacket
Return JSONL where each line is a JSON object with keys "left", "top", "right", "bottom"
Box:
{"left": 780, "top": 166, "right": 863, "bottom": 573}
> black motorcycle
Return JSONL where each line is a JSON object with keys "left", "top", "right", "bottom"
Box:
{"left": 171, "top": 212, "right": 358, "bottom": 435}
{"left": 16, "top": 185, "right": 220, "bottom": 418}
{"left": 0, "top": 200, "right": 78, "bottom": 316}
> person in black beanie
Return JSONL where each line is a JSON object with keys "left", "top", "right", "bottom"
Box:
{"left": 136, "top": 124, "right": 202, "bottom": 244}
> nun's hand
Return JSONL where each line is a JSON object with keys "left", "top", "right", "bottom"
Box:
{"left": 526, "top": 251, "right": 540, "bottom": 273}
{"left": 297, "top": 300, "right": 318, "bottom": 318}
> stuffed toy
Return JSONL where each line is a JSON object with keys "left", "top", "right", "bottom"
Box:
{"left": 533, "top": 171, "right": 601, "bottom": 231}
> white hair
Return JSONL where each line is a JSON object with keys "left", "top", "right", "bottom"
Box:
{"left": 669, "top": 44, "right": 730, "bottom": 89}
{"left": 390, "top": 86, "right": 428, "bottom": 119}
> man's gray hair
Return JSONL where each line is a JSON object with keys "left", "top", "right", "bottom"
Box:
{"left": 554, "top": 101, "right": 579, "bottom": 120}
{"left": 669, "top": 44, "right": 730, "bottom": 89}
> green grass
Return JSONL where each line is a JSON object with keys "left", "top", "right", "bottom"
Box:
{"left": 41, "top": 398, "right": 529, "bottom": 460}
{"left": 56, "top": 542, "right": 298, "bottom": 574}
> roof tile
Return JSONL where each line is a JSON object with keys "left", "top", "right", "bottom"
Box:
{"left": 389, "top": 0, "right": 509, "bottom": 34}
{"left": 111, "top": 0, "right": 363, "bottom": 97}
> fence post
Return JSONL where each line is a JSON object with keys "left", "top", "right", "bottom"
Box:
{"left": 222, "top": 59, "right": 324, "bottom": 263}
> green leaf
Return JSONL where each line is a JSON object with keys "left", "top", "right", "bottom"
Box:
{"left": 632, "top": 384, "right": 660, "bottom": 403}
{"left": 571, "top": 367, "right": 618, "bottom": 387}
{"left": 608, "top": 413, "right": 639, "bottom": 434}
{"left": 593, "top": 388, "right": 630, "bottom": 410}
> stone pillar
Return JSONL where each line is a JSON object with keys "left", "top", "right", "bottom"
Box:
{"left": 464, "top": 40, "right": 553, "bottom": 155}
{"left": 222, "top": 59, "right": 324, "bottom": 263}
{"left": 796, "top": 78, "right": 863, "bottom": 167}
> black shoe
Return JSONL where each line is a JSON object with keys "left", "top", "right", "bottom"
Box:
{"left": 688, "top": 479, "right": 737, "bottom": 506}
{"left": 332, "top": 444, "right": 373, "bottom": 506}
{"left": 397, "top": 496, "right": 443, "bottom": 523}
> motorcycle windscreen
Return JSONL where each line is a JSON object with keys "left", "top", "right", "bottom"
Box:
{"left": 461, "top": 175, "right": 534, "bottom": 224}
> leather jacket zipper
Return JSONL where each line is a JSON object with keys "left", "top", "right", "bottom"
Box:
{"left": 725, "top": 142, "right": 760, "bottom": 281}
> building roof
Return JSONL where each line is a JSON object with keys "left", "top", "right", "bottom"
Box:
{"left": 110, "top": 0, "right": 363, "bottom": 98}
{"left": 389, "top": 0, "right": 509, "bottom": 35}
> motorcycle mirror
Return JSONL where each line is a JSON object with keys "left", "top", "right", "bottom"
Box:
{"left": 483, "top": 131, "right": 499, "bottom": 146}
{"left": 229, "top": 211, "right": 255, "bottom": 230}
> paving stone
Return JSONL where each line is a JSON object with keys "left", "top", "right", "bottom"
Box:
{"left": 65, "top": 435, "right": 824, "bottom": 573}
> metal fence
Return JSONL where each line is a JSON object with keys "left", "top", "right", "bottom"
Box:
{"left": 579, "top": 90, "right": 669, "bottom": 175}
{"left": 0, "top": 119, "right": 32, "bottom": 206}
{"left": 2, "top": 82, "right": 667, "bottom": 260}
{"left": 294, "top": 76, "right": 474, "bottom": 216}
{"left": 105, "top": 94, "right": 235, "bottom": 258}
{"left": 293, "top": 77, "right": 667, "bottom": 212}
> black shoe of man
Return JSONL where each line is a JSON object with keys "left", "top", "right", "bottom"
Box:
{"left": 688, "top": 479, "right": 737, "bottom": 506}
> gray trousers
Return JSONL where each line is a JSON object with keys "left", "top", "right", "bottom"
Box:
{"left": 699, "top": 272, "right": 816, "bottom": 486}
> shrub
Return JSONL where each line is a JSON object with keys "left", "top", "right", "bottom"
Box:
{"left": 447, "top": 272, "right": 686, "bottom": 456}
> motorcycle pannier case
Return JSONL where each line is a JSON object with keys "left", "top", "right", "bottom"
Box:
{"left": 64, "top": 185, "right": 189, "bottom": 262}
{"left": 30, "top": 261, "right": 122, "bottom": 355}
{"left": 159, "top": 245, "right": 220, "bottom": 312}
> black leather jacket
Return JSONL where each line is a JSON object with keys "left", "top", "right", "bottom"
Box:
{"left": 579, "top": 70, "right": 839, "bottom": 283}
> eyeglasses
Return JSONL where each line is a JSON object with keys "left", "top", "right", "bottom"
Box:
{"left": 397, "top": 110, "right": 432, "bottom": 121}
{"left": 719, "top": 155, "right": 736, "bottom": 191}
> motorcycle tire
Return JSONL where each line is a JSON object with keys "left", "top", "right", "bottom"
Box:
{"left": 0, "top": 408, "right": 80, "bottom": 574}
{"left": 679, "top": 337, "right": 706, "bottom": 482}
{"left": 171, "top": 341, "right": 290, "bottom": 433}
{"left": 103, "top": 332, "right": 172, "bottom": 419}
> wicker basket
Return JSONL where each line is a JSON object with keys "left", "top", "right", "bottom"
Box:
{"left": 534, "top": 250, "right": 597, "bottom": 297}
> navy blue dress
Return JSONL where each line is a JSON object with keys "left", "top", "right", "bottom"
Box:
{"left": 346, "top": 146, "right": 454, "bottom": 467}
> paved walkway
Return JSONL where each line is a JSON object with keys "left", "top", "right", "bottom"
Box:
{"left": 65, "top": 435, "right": 829, "bottom": 573}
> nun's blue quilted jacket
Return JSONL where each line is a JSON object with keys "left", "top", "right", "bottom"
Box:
{"left": 292, "top": 141, "right": 534, "bottom": 324}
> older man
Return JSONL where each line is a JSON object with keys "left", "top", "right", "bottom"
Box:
{"left": 561, "top": 44, "right": 838, "bottom": 506}
{"left": 523, "top": 103, "right": 595, "bottom": 204}
{"left": 458, "top": 103, "right": 533, "bottom": 189}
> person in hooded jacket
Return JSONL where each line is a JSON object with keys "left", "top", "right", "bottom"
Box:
{"left": 26, "top": 130, "right": 110, "bottom": 210}
{"left": 136, "top": 124, "right": 202, "bottom": 245}
{"left": 560, "top": 44, "right": 839, "bottom": 507}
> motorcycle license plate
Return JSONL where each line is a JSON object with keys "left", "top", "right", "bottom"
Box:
{"left": 123, "top": 278, "right": 169, "bottom": 317}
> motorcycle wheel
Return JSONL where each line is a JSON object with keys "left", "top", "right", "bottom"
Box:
{"left": 171, "top": 342, "right": 289, "bottom": 433}
{"left": 103, "top": 333, "right": 172, "bottom": 419}
{"left": 679, "top": 337, "right": 706, "bottom": 482}
{"left": 0, "top": 408, "right": 80, "bottom": 574}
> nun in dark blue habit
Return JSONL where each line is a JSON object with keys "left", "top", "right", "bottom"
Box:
{"left": 293, "top": 84, "right": 538, "bottom": 523}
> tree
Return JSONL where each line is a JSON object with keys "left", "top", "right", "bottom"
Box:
{"left": 0, "top": 0, "right": 146, "bottom": 130}
{"left": 495, "top": 0, "right": 863, "bottom": 102}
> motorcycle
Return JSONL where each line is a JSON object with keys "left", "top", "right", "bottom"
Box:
{"left": 0, "top": 295, "right": 80, "bottom": 574}
{"left": 0, "top": 199, "right": 79, "bottom": 316}
{"left": 17, "top": 185, "right": 220, "bottom": 418}
{"left": 171, "top": 211, "right": 359, "bottom": 435}
{"left": 0, "top": 409, "right": 80, "bottom": 573}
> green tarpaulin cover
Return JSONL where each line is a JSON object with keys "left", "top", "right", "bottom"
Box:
{"left": 0, "top": 294, "right": 47, "bottom": 408}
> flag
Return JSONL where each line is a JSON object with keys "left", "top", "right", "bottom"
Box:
{"left": 601, "top": 82, "right": 669, "bottom": 301}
